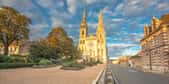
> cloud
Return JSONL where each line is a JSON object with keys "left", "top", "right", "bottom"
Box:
{"left": 108, "top": 43, "right": 138, "bottom": 48}
{"left": 115, "top": 0, "right": 158, "bottom": 16}
{"left": 112, "top": 18, "right": 125, "bottom": 22}
{"left": 29, "top": 23, "right": 49, "bottom": 40}
{"left": 67, "top": 0, "right": 77, "bottom": 14}
{"left": 0, "top": 0, "right": 17, "bottom": 6}
{"left": 156, "top": 2, "right": 169, "bottom": 11}
{"left": 103, "top": 6, "right": 117, "bottom": 16}
{"left": 87, "top": 22, "right": 98, "bottom": 29}
{"left": 108, "top": 43, "right": 140, "bottom": 57}
{"left": 121, "top": 46, "right": 140, "bottom": 56}
{"left": 36, "top": 0, "right": 64, "bottom": 9}
{"left": 86, "top": 0, "right": 97, "bottom": 4}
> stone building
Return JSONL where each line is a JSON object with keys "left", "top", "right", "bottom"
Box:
{"left": 129, "top": 54, "right": 143, "bottom": 70}
{"left": 0, "top": 41, "right": 30, "bottom": 55}
{"left": 140, "top": 14, "right": 169, "bottom": 73}
{"left": 78, "top": 10, "right": 107, "bottom": 63}
{"left": 0, "top": 42, "right": 20, "bottom": 55}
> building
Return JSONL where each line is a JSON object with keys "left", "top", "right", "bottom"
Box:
{"left": 78, "top": 10, "right": 107, "bottom": 63}
{"left": 0, "top": 41, "right": 30, "bottom": 55}
{"left": 118, "top": 56, "right": 129, "bottom": 65}
{"left": 0, "top": 42, "right": 20, "bottom": 55}
{"left": 140, "top": 14, "right": 169, "bottom": 73}
{"left": 129, "top": 54, "right": 143, "bottom": 70}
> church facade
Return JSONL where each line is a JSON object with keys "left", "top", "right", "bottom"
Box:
{"left": 78, "top": 10, "right": 107, "bottom": 63}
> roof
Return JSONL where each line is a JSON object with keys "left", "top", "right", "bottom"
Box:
{"left": 160, "top": 13, "right": 169, "bottom": 24}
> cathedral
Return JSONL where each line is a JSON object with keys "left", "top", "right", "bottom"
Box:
{"left": 78, "top": 10, "right": 107, "bottom": 63}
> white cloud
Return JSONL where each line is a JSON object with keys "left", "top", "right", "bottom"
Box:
{"left": 0, "top": 0, "right": 16, "bottom": 6}
{"left": 51, "top": 18, "right": 64, "bottom": 27}
{"left": 103, "top": 6, "right": 117, "bottom": 16}
{"left": 156, "top": 2, "right": 169, "bottom": 11}
{"left": 108, "top": 43, "right": 138, "bottom": 48}
{"left": 121, "top": 47, "right": 139, "bottom": 56}
{"left": 36, "top": 0, "right": 64, "bottom": 8}
{"left": 37, "top": 0, "right": 54, "bottom": 8}
{"left": 67, "top": 0, "right": 77, "bottom": 14}
{"left": 115, "top": 0, "right": 158, "bottom": 16}
{"left": 87, "top": 22, "right": 98, "bottom": 29}
{"left": 112, "top": 18, "right": 125, "bottom": 22}
{"left": 29, "top": 23, "right": 49, "bottom": 40}
{"left": 86, "top": 0, "right": 97, "bottom": 4}
{"left": 49, "top": 9, "right": 71, "bottom": 27}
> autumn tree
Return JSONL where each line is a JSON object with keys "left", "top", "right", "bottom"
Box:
{"left": 47, "top": 27, "right": 68, "bottom": 47}
{"left": 0, "top": 6, "right": 30, "bottom": 55}
{"left": 47, "top": 27, "right": 79, "bottom": 59}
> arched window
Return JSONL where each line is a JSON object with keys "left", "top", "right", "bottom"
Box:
{"left": 82, "top": 30, "right": 84, "bottom": 35}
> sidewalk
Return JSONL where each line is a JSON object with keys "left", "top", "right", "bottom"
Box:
{"left": 0, "top": 64, "right": 105, "bottom": 84}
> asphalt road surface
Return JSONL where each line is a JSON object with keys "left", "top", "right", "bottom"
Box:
{"left": 110, "top": 64, "right": 169, "bottom": 84}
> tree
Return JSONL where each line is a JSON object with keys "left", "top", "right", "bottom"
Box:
{"left": 0, "top": 6, "right": 30, "bottom": 55}
{"left": 29, "top": 41, "right": 60, "bottom": 63}
{"left": 47, "top": 27, "right": 68, "bottom": 47}
{"left": 47, "top": 27, "right": 79, "bottom": 59}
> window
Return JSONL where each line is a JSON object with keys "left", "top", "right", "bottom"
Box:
{"left": 82, "top": 30, "right": 84, "bottom": 35}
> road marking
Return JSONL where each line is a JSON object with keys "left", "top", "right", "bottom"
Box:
{"left": 128, "top": 69, "right": 137, "bottom": 72}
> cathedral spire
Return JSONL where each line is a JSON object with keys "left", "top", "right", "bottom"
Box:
{"left": 82, "top": 8, "right": 86, "bottom": 22}
{"left": 97, "top": 10, "right": 105, "bottom": 33}
{"left": 98, "top": 10, "right": 104, "bottom": 29}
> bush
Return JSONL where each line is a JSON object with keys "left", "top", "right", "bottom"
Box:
{"left": 62, "top": 59, "right": 85, "bottom": 68}
{"left": 8, "top": 56, "right": 25, "bottom": 63}
{"left": 0, "top": 55, "right": 10, "bottom": 63}
{"left": 29, "top": 42, "right": 60, "bottom": 63}
{"left": 38, "top": 59, "right": 52, "bottom": 65}
{"left": 0, "top": 55, "right": 27, "bottom": 63}
{"left": 0, "top": 63, "right": 34, "bottom": 69}
{"left": 62, "top": 59, "right": 75, "bottom": 67}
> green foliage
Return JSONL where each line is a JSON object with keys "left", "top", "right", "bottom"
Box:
{"left": 38, "top": 59, "right": 52, "bottom": 65}
{"left": 29, "top": 41, "right": 60, "bottom": 63}
{"left": 62, "top": 59, "right": 76, "bottom": 67}
{"left": 0, "top": 55, "right": 27, "bottom": 63}
{"left": 0, "top": 55, "right": 10, "bottom": 62}
{"left": 0, "top": 63, "right": 33, "bottom": 69}
{"left": 62, "top": 59, "right": 85, "bottom": 68}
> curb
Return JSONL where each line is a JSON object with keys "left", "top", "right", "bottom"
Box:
{"left": 111, "top": 70, "right": 119, "bottom": 84}
{"left": 92, "top": 68, "right": 105, "bottom": 84}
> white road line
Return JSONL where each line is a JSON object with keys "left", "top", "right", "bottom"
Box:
{"left": 128, "top": 69, "right": 137, "bottom": 72}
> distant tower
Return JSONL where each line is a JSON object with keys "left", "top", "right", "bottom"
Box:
{"left": 96, "top": 10, "right": 107, "bottom": 63}
{"left": 78, "top": 9, "right": 88, "bottom": 54}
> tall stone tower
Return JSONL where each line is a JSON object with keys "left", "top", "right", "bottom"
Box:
{"left": 78, "top": 9, "right": 107, "bottom": 63}
{"left": 96, "top": 10, "right": 107, "bottom": 63}
{"left": 78, "top": 9, "right": 88, "bottom": 54}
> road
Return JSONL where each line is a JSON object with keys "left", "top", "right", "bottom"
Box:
{"left": 109, "top": 64, "right": 169, "bottom": 84}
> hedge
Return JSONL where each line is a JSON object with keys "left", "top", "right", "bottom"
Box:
{"left": 0, "top": 63, "right": 34, "bottom": 69}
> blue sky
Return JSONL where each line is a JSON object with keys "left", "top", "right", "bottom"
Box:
{"left": 0, "top": 0, "right": 169, "bottom": 58}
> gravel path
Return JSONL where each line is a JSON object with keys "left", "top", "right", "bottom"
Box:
{"left": 0, "top": 64, "right": 104, "bottom": 84}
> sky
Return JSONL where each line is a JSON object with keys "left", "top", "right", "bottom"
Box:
{"left": 0, "top": 0, "right": 169, "bottom": 58}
